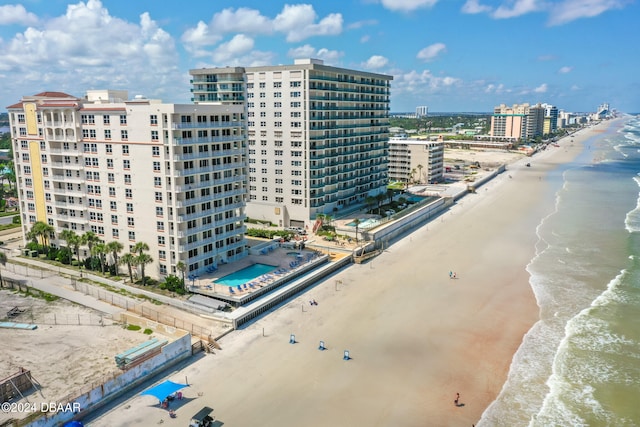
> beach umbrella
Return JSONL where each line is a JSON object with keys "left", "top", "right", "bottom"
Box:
{"left": 140, "top": 380, "right": 189, "bottom": 403}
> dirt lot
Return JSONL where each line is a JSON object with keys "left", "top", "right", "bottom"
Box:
{"left": 0, "top": 289, "right": 162, "bottom": 424}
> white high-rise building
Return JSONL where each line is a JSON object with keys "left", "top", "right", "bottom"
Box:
{"left": 388, "top": 137, "right": 444, "bottom": 184}
{"left": 190, "top": 59, "right": 393, "bottom": 228}
{"left": 415, "top": 106, "right": 428, "bottom": 117}
{"left": 8, "top": 90, "right": 247, "bottom": 279}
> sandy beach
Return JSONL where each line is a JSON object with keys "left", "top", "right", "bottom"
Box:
{"left": 89, "top": 123, "right": 609, "bottom": 427}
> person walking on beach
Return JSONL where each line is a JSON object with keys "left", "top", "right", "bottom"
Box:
{"left": 454, "top": 392, "right": 460, "bottom": 406}
{"left": 449, "top": 271, "right": 453, "bottom": 279}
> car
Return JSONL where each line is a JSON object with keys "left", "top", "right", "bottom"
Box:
{"left": 286, "top": 227, "right": 306, "bottom": 234}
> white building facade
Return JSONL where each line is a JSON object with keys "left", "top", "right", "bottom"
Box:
{"left": 388, "top": 137, "right": 444, "bottom": 185}
{"left": 8, "top": 90, "right": 247, "bottom": 279}
{"left": 191, "top": 59, "right": 392, "bottom": 228}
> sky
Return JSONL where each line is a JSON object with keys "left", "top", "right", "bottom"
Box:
{"left": 0, "top": 0, "right": 638, "bottom": 113}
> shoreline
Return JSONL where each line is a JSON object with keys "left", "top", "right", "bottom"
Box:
{"left": 89, "top": 122, "right": 616, "bottom": 427}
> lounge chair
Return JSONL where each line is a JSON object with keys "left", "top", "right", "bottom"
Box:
{"left": 249, "top": 283, "right": 255, "bottom": 289}
{"left": 237, "top": 285, "right": 242, "bottom": 292}
{"left": 243, "top": 284, "right": 248, "bottom": 290}
{"left": 229, "top": 287, "right": 235, "bottom": 294}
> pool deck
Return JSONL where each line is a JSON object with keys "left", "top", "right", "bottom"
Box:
{"left": 188, "top": 246, "right": 325, "bottom": 305}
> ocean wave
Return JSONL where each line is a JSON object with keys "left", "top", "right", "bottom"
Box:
{"left": 624, "top": 176, "right": 640, "bottom": 233}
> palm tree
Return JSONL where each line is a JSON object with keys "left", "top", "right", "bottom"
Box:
{"left": 81, "top": 231, "right": 101, "bottom": 262}
{"left": 386, "top": 188, "right": 395, "bottom": 204}
{"left": 416, "top": 164, "right": 424, "bottom": 184}
{"left": 91, "top": 242, "right": 108, "bottom": 274}
{"left": 27, "top": 221, "right": 55, "bottom": 252}
{"left": 176, "top": 261, "right": 186, "bottom": 290}
{"left": 365, "top": 196, "right": 376, "bottom": 213}
{"left": 136, "top": 253, "right": 153, "bottom": 286}
{"left": 0, "top": 251, "right": 7, "bottom": 286}
{"left": 132, "top": 242, "right": 150, "bottom": 256}
{"left": 106, "top": 241, "right": 124, "bottom": 275}
{"left": 120, "top": 253, "right": 136, "bottom": 283}
{"left": 59, "top": 229, "right": 80, "bottom": 262}
{"left": 410, "top": 168, "right": 417, "bottom": 184}
{"left": 353, "top": 218, "right": 361, "bottom": 244}
{"left": 375, "top": 193, "right": 385, "bottom": 209}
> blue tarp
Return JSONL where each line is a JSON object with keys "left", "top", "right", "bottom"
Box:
{"left": 140, "top": 380, "right": 189, "bottom": 402}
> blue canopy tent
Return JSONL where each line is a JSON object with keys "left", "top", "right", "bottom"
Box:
{"left": 140, "top": 380, "right": 189, "bottom": 403}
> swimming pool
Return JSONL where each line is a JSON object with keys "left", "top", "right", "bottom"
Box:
{"left": 346, "top": 218, "right": 379, "bottom": 228}
{"left": 215, "top": 263, "right": 277, "bottom": 287}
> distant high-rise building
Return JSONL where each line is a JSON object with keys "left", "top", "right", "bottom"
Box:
{"left": 8, "top": 90, "right": 247, "bottom": 279}
{"left": 542, "top": 103, "right": 558, "bottom": 135}
{"left": 416, "top": 106, "right": 428, "bottom": 118}
{"left": 490, "top": 103, "right": 546, "bottom": 140}
{"left": 191, "top": 58, "right": 393, "bottom": 228}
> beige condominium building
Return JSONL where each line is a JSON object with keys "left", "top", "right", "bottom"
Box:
{"left": 388, "top": 137, "right": 444, "bottom": 185}
{"left": 490, "top": 103, "right": 546, "bottom": 141}
{"left": 8, "top": 90, "right": 247, "bottom": 279}
{"left": 190, "top": 59, "right": 392, "bottom": 229}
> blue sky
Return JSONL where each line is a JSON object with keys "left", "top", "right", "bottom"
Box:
{"left": 0, "top": 0, "right": 637, "bottom": 113}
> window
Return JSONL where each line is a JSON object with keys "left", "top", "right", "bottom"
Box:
{"left": 151, "top": 130, "right": 159, "bottom": 141}
{"left": 106, "top": 144, "right": 112, "bottom": 153}
{"left": 150, "top": 114, "right": 158, "bottom": 125}
{"left": 156, "top": 206, "right": 163, "bottom": 216}
{"left": 121, "top": 130, "right": 128, "bottom": 140}
{"left": 158, "top": 250, "right": 166, "bottom": 260}
{"left": 290, "top": 91, "right": 301, "bottom": 98}
{"left": 152, "top": 146, "right": 160, "bottom": 156}
{"left": 153, "top": 161, "right": 161, "bottom": 172}
{"left": 104, "top": 129, "right": 111, "bottom": 139}
{"left": 108, "top": 173, "right": 115, "bottom": 183}
{"left": 128, "top": 231, "right": 135, "bottom": 240}
{"left": 126, "top": 202, "right": 133, "bottom": 212}
{"left": 127, "top": 217, "right": 135, "bottom": 227}
{"left": 154, "top": 176, "right": 161, "bottom": 187}
{"left": 157, "top": 221, "right": 164, "bottom": 231}
{"left": 110, "top": 201, "right": 117, "bottom": 210}
{"left": 109, "top": 187, "right": 116, "bottom": 197}
{"left": 103, "top": 115, "right": 110, "bottom": 125}
{"left": 290, "top": 81, "right": 301, "bottom": 87}
{"left": 158, "top": 236, "right": 165, "bottom": 245}
{"left": 155, "top": 192, "right": 163, "bottom": 202}
{"left": 122, "top": 145, "right": 129, "bottom": 154}
{"left": 81, "top": 114, "right": 95, "bottom": 124}
{"left": 107, "top": 158, "right": 114, "bottom": 168}
{"left": 111, "top": 214, "right": 118, "bottom": 224}
{"left": 124, "top": 174, "right": 131, "bottom": 184}
{"left": 123, "top": 160, "right": 130, "bottom": 169}
{"left": 120, "top": 115, "right": 127, "bottom": 125}
{"left": 125, "top": 189, "right": 132, "bottom": 199}
{"left": 112, "top": 229, "right": 119, "bottom": 238}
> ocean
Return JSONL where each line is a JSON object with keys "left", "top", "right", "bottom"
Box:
{"left": 479, "top": 116, "right": 640, "bottom": 426}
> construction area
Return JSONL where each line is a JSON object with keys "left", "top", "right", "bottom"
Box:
{"left": 0, "top": 287, "right": 169, "bottom": 426}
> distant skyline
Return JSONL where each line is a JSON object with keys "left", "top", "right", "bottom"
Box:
{"left": 0, "top": 0, "right": 637, "bottom": 113}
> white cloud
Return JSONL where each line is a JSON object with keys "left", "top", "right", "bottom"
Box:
{"left": 416, "top": 43, "right": 446, "bottom": 62}
{"left": 559, "top": 66, "right": 573, "bottom": 74}
{"left": 0, "top": 4, "right": 38, "bottom": 25}
{"left": 287, "top": 44, "right": 343, "bottom": 65}
{"left": 492, "top": 0, "right": 543, "bottom": 19}
{"left": 347, "top": 19, "right": 378, "bottom": 30}
{"left": 362, "top": 55, "right": 389, "bottom": 70}
{"left": 484, "top": 83, "right": 507, "bottom": 94}
{"left": 209, "top": 7, "right": 273, "bottom": 35}
{"left": 360, "top": 35, "right": 371, "bottom": 43}
{"left": 379, "top": 0, "right": 439, "bottom": 12}
{"left": 273, "top": 4, "right": 342, "bottom": 42}
{"left": 548, "top": 0, "right": 629, "bottom": 26}
{"left": 394, "top": 69, "right": 462, "bottom": 96}
{"left": 211, "top": 34, "right": 255, "bottom": 63}
{"left": 461, "top": 0, "right": 492, "bottom": 14}
{"left": 0, "top": 0, "right": 183, "bottom": 102}
{"left": 534, "top": 83, "right": 548, "bottom": 93}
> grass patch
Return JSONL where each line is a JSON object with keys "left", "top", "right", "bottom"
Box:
{"left": 14, "top": 288, "right": 59, "bottom": 302}
{"left": 126, "top": 324, "right": 141, "bottom": 331}
{"left": 143, "top": 328, "right": 153, "bottom": 335}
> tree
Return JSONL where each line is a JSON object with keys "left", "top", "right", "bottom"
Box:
{"left": 410, "top": 168, "right": 417, "bottom": 184}
{"left": 60, "top": 229, "right": 81, "bottom": 262}
{"left": 81, "top": 231, "right": 101, "bottom": 262}
{"left": 132, "top": 241, "right": 150, "bottom": 256}
{"left": 375, "top": 193, "right": 385, "bottom": 208}
{"left": 0, "top": 251, "right": 6, "bottom": 286}
{"left": 136, "top": 253, "right": 153, "bottom": 286}
{"left": 315, "top": 213, "right": 325, "bottom": 226}
{"left": 27, "top": 221, "right": 55, "bottom": 251}
{"left": 91, "top": 242, "right": 107, "bottom": 274}
{"left": 353, "top": 218, "right": 361, "bottom": 244}
{"left": 386, "top": 188, "right": 395, "bottom": 204}
{"left": 416, "top": 164, "right": 424, "bottom": 184}
{"left": 176, "top": 261, "right": 187, "bottom": 291}
{"left": 106, "top": 241, "right": 124, "bottom": 275}
{"left": 120, "top": 253, "right": 137, "bottom": 283}
{"left": 365, "top": 196, "right": 376, "bottom": 213}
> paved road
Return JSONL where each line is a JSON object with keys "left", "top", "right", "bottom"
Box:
{"left": 0, "top": 214, "right": 18, "bottom": 225}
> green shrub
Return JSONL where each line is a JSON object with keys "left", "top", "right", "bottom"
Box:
{"left": 126, "top": 324, "right": 141, "bottom": 331}
{"left": 143, "top": 328, "right": 153, "bottom": 335}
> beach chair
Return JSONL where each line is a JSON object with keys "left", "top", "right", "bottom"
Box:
{"left": 243, "top": 284, "right": 248, "bottom": 290}
{"left": 229, "top": 287, "right": 235, "bottom": 294}
{"left": 249, "top": 283, "right": 256, "bottom": 289}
